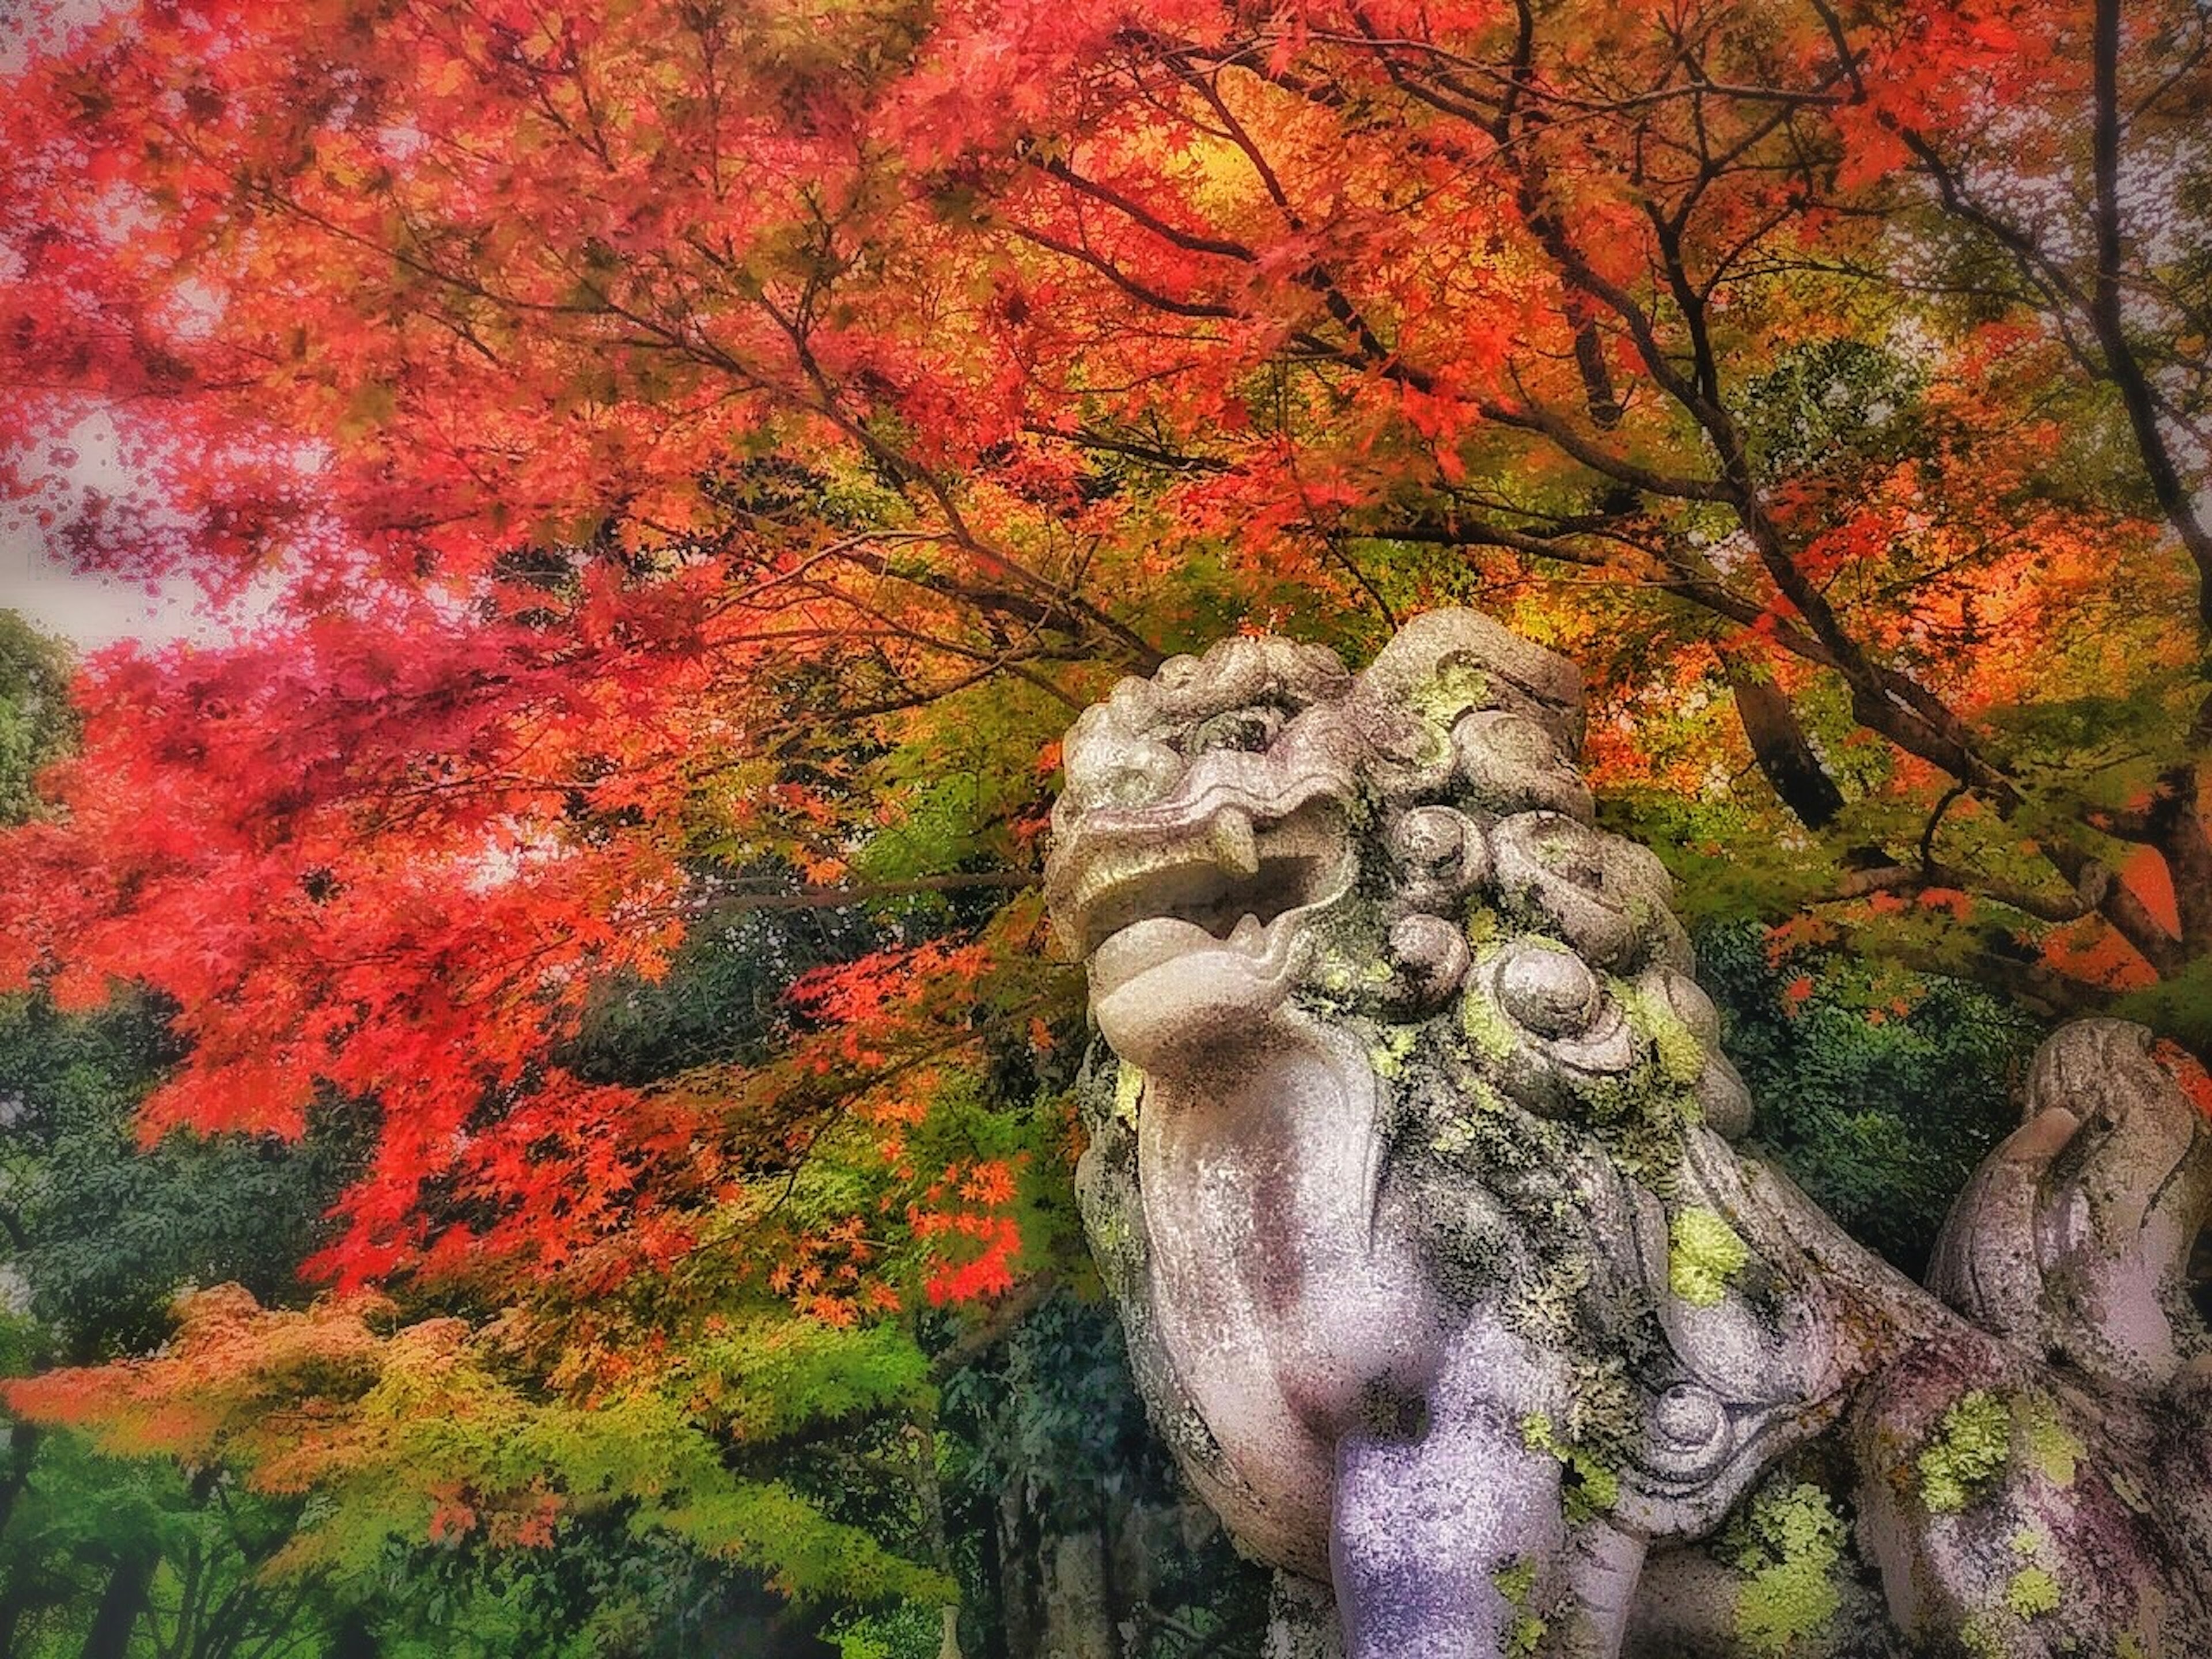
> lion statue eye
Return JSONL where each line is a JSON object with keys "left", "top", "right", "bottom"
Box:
{"left": 1188, "top": 706, "right": 1285, "bottom": 755}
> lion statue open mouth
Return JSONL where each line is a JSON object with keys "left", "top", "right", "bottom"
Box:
{"left": 1046, "top": 611, "right": 2212, "bottom": 1659}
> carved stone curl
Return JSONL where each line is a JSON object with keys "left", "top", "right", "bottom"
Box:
{"left": 1044, "top": 610, "right": 2212, "bottom": 1658}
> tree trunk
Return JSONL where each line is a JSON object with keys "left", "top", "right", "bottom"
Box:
{"left": 1041, "top": 1524, "right": 1116, "bottom": 1659}
{"left": 974, "top": 1494, "right": 1011, "bottom": 1659}
{"left": 0, "top": 1423, "right": 37, "bottom": 1540}
{"left": 329, "top": 1608, "right": 380, "bottom": 1659}
{"left": 1722, "top": 651, "right": 1844, "bottom": 830}
{"left": 77, "top": 1548, "right": 156, "bottom": 1659}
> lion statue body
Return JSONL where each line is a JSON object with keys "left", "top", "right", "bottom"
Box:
{"left": 1044, "top": 612, "right": 2212, "bottom": 1659}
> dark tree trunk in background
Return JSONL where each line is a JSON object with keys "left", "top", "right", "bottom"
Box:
{"left": 330, "top": 1608, "right": 381, "bottom": 1659}
{"left": 1724, "top": 654, "right": 1845, "bottom": 830}
{"left": 963, "top": 1294, "right": 1271, "bottom": 1658}
{"left": 995, "top": 1475, "right": 1202, "bottom": 1658}
{"left": 0, "top": 1419, "right": 40, "bottom": 1653}
{"left": 77, "top": 1549, "right": 155, "bottom": 1659}
{"left": 0, "top": 1426, "right": 37, "bottom": 1541}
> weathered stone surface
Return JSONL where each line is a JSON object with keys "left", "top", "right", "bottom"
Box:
{"left": 1045, "top": 610, "right": 2212, "bottom": 1658}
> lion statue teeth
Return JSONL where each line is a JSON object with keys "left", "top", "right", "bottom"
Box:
{"left": 1046, "top": 609, "right": 2212, "bottom": 1659}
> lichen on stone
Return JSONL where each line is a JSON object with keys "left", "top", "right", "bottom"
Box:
{"left": 1722, "top": 1478, "right": 1847, "bottom": 1657}
{"left": 1520, "top": 1410, "right": 1620, "bottom": 1524}
{"left": 1574, "top": 1062, "right": 1701, "bottom": 1187}
{"left": 2003, "top": 1565, "right": 2059, "bottom": 1620}
{"left": 1561, "top": 1355, "right": 1640, "bottom": 1456}
{"left": 2014, "top": 1395, "right": 2081, "bottom": 1488}
{"left": 1916, "top": 1389, "right": 2011, "bottom": 1514}
{"left": 1090, "top": 1207, "right": 1134, "bottom": 1261}
{"left": 1459, "top": 978, "right": 1520, "bottom": 1061}
{"left": 1615, "top": 977, "right": 1709, "bottom": 1086}
{"left": 1412, "top": 661, "right": 1492, "bottom": 729}
{"left": 1502, "top": 1249, "right": 1594, "bottom": 1347}
{"left": 1415, "top": 1054, "right": 1530, "bottom": 1170}
{"left": 1959, "top": 1613, "right": 2002, "bottom": 1658}
{"left": 1493, "top": 1556, "right": 1547, "bottom": 1656}
{"left": 1494, "top": 1556, "right": 1537, "bottom": 1604}
{"left": 1668, "top": 1207, "right": 1749, "bottom": 1306}
{"left": 1368, "top": 1022, "right": 1419, "bottom": 1080}
{"left": 1113, "top": 1060, "right": 1145, "bottom": 1126}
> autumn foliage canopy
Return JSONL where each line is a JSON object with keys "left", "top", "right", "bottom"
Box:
{"left": 1, "top": 0, "right": 2208, "bottom": 1608}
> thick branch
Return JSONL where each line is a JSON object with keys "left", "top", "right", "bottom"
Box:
{"left": 1719, "top": 646, "right": 1846, "bottom": 830}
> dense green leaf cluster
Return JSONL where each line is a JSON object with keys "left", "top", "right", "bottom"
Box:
{"left": 0, "top": 993, "right": 361, "bottom": 1360}
{"left": 0, "top": 612, "right": 74, "bottom": 828}
{"left": 1698, "top": 925, "right": 2040, "bottom": 1277}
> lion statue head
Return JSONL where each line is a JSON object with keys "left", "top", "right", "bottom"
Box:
{"left": 1047, "top": 607, "right": 1751, "bottom": 1135}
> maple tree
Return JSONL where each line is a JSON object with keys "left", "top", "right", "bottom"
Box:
{"left": 0, "top": 0, "right": 2207, "bottom": 1647}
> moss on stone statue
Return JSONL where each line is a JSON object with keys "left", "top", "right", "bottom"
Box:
{"left": 1722, "top": 1478, "right": 1847, "bottom": 1657}
{"left": 1422, "top": 1065, "right": 1577, "bottom": 1202}
{"left": 1959, "top": 1613, "right": 2003, "bottom": 1658}
{"left": 1494, "top": 882, "right": 1565, "bottom": 940}
{"left": 1560, "top": 1356, "right": 1641, "bottom": 1459}
{"left": 1669, "top": 1207, "right": 1749, "bottom": 1306}
{"left": 1916, "top": 1389, "right": 2010, "bottom": 1514}
{"left": 1994, "top": 1526, "right": 2062, "bottom": 1626}
{"left": 1521, "top": 1410, "right": 1620, "bottom": 1524}
{"left": 1508, "top": 1605, "right": 1550, "bottom": 1654}
{"left": 1113, "top": 1060, "right": 1145, "bottom": 1127}
{"left": 1460, "top": 978, "right": 1520, "bottom": 1062}
{"left": 2003, "top": 1566, "right": 2059, "bottom": 1620}
{"left": 1492, "top": 1557, "right": 1547, "bottom": 1656}
{"left": 1089, "top": 1206, "right": 1134, "bottom": 1260}
{"left": 1501, "top": 1248, "right": 1593, "bottom": 1349}
{"left": 1615, "top": 976, "right": 1709, "bottom": 1086}
{"left": 1494, "top": 1556, "right": 1537, "bottom": 1605}
{"left": 1368, "top": 1022, "right": 1419, "bottom": 1080}
{"left": 2014, "top": 1395, "right": 2081, "bottom": 1488}
{"left": 1412, "top": 662, "right": 1491, "bottom": 731}
{"left": 1426, "top": 1074, "right": 1515, "bottom": 1162}
{"left": 1575, "top": 1063, "right": 1700, "bottom": 1187}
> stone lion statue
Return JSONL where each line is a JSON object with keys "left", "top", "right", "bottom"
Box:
{"left": 1042, "top": 611, "right": 2212, "bottom": 1659}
